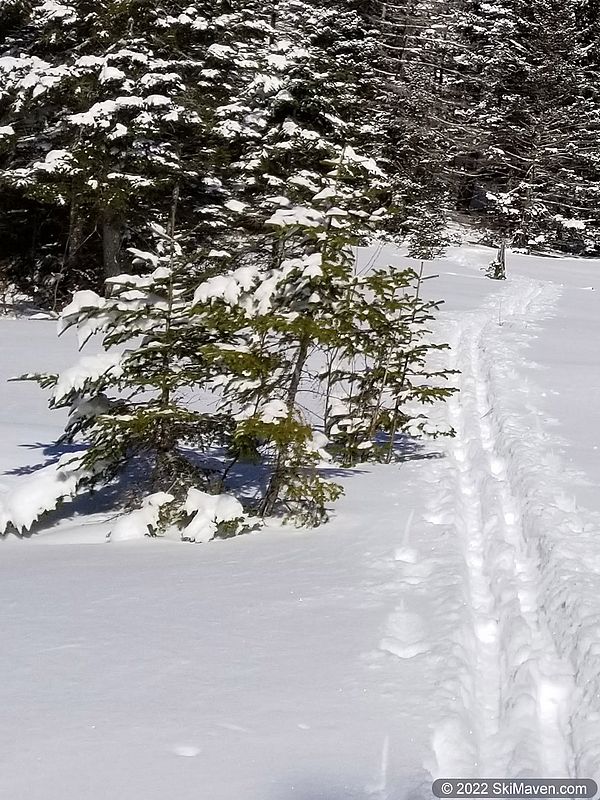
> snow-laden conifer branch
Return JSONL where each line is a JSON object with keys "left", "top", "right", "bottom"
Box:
{"left": 2, "top": 0, "right": 457, "bottom": 539}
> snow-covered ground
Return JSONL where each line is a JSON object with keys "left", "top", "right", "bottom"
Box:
{"left": 2, "top": 245, "right": 600, "bottom": 798}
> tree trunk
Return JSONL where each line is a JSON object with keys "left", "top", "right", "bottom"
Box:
{"left": 102, "top": 213, "right": 122, "bottom": 280}
{"left": 52, "top": 199, "right": 86, "bottom": 311}
{"left": 259, "top": 334, "right": 311, "bottom": 517}
{"left": 285, "top": 335, "right": 309, "bottom": 409}
{"left": 494, "top": 238, "right": 507, "bottom": 279}
{"left": 67, "top": 201, "right": 85, "bottom": 269}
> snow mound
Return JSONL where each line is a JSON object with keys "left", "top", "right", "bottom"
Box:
{"left": 182, "top": 489, "right": 244, "bottom": 544}
{"left": 108, "top": 493, "right": 175, "bottom": 542}
{"left": 0, "top": 454, "right": 87, "bottom": 535}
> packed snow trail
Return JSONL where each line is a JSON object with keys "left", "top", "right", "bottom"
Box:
{"left": 428, "top": 277, "right": 577, "bottom": 777}
{"left": 6, "top": 250, "right": 600, "bottom": 800}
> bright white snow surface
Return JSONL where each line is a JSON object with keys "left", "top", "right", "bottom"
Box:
{"left": 3, "top": 245, "right": 600, "bottom": 797}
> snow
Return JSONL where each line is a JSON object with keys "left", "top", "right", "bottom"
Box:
{"left": 145, "top": 94, "right": 171, "bottom": 106}
{"left": 33, "top": 149, "right": 76, "bottom": 174}
{"left": 51, "top": 352, "right": 123, "bottom": 402}
{"left": 313, "top": 186, "right": 337, "bottom": 200}
{"left": 307, "top": 431, "right": 332, "bottom": 462}
{"left": 207, "top": 44, "right": 235, "bottom": 59}
{"left": 324, "top": 206, "right": 349, "bottom": 217}
{"left": 194, "top": 265, "right": 260, "bottom": 307}
{"left": 236, "top": 398, "right": 289, "bottom": 424}
{"left": 75, "top": 56, "right": 105, "bottom": 68}
{"left": 99, "top": 65, "right": 126, "bottom": 83}
{"left": 36, "top": 1, "right": 77, "bottom": 22}
{"left": 182, "top": 489, "right": 245, "bottom": 543}
{"left": 554, "top": 215, "right": 586, "bottom": 230}
{"left": 58, "top": 289, "right": 108, "bottom": 342}
{"left": 288, "top": 174, "right": 319, "bottom": 191}
{"left": 0, "top": 453, "right": 86, "bottom": 534}
{"left": 24, "top": 69, "right": 71, "bottom": 98}
{"left": 107, "top": 122, "right": 128, "bottom": 139}
{"left": 4, "top": 245, "right": 600, "bottom": 796}
{"left": 224, "top": 199, "right": 247, "bottom": 213}
{"left": 0, "top": 56, "right": 25, "bottom": 72}
{"left": 109, "top": 493, "right": 175, "bottom": 542}
{"left": 332, "top": 145, "right": 384, "bottom": 176}
{"left": 266, "top": 204, "right": 324, "bottom": 228}
{"left": 68, "top": 97, "right": 149, "bottom": 128}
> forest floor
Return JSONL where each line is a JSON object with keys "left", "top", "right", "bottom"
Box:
{"left": 2, "top": 245, "right": 600, "bottom": 799}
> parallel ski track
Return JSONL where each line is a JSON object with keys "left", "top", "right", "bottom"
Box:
{"left": 443, "top": 278, "right": 575, "bottom": 776}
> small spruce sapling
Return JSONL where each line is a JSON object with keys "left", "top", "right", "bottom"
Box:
{"left": 9, "top": 220, "right": 250, "bottom": 540}
{"left": 326, "top": 263, "right": 457, "bottom": 466}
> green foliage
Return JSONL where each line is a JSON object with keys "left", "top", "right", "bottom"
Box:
{"left": 5, "top": 0, "right": 457, "bottom": 540}
{"left": 324, "top": 264, "right": 458, "bottom": 466}
{"left": 280, "top": 465, "right": 345, "bottom": 529}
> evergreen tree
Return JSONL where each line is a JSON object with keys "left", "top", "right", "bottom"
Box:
{"left": 364, "top": 0, "right": 455, "bottom": 256}
{"left": 0, "top": 0, "right": 269, "bottom": 299}
{"left": 3, "top": 0, "right": 456, "bottom": 537}
{"left": 10, "top": 212, "right": 252, "bottom": 540}
{"left": 450, "top": 0, "right": 600, "bottom": 253}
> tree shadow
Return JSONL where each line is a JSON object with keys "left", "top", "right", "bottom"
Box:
{"left": 4, "top": 445, "right": 153, "bottom": 539}
{"left": 3, "top": 430, "right": 446, "bottom": 538}
{"left": 391, "top": 433, "right": 445, "bottom": 463}
{"left": 14, "top": 473, "right": 135, "bottom": 540}
{"left": 5, "top": 440, "right": 84, "bottom": 476}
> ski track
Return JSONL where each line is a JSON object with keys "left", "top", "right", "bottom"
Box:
{"left": 444, "top": 278, "right": 576, "bottom": 777}
{"left": 374, "top": 273, "right": 600, "bottom": 787}
{"left": 424, "top": 277, "right": 592, "bottom": 779}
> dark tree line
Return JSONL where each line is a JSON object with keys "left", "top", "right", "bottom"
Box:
{"left": 1, "top": 0, "right": 599, "bottom": 308}
{"left": 369, "top": 0, "right": 600, "bottom": 254}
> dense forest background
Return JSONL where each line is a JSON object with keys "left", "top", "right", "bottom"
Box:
{"left": 0, "top": 0, "right": 599, "bottom": 306}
